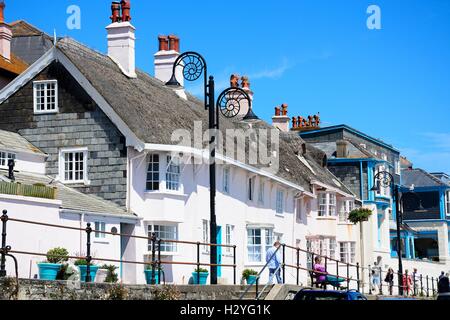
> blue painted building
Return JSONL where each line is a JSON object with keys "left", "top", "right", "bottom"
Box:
{"left": 400, "top": 168, "right": 450, "bottom": 263}
{"left": 299, "top": 125, "right": 401, "bottom": 267}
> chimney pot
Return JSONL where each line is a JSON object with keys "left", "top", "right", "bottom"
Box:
{"left": 121, "top": 0, "right": 132, "bottom": 22}
{"left": 292, "top": 117, "right": 298, "bottom": 129}
{"left": 281, "top": 103, "right": 288, "bottom": 116}
{"left": 275, "top": 106, "right": 281, "bottom": 116}
{"left": 0, "top": 2, "right": 5, "bottom": 23}
{"left": 168, "top": 35, "right": 180, "bottom": 52}
{"left": 110, "top": 2, "right": 121, "bottom": 23}
{"left": 230, "top": 74, "right": 240, "bottom": 87}
{"left": 241, "top": 76, "right": 250, "bottom": 89}
{"left": 158, "top": 35, "right": 169, "bottom": 51}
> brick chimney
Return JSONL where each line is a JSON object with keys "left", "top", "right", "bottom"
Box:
{"left": 154, "top": 35, "right": 183, "bottom": 86}
{"left": 272, "top": 104, "right": 290, "bottom": 132}
{"left": 234, "top": 75, "right": 253, "bottom": 117}
{"left": 0, "top": 1, "right": 12, "bottom": 61}
{"left": 336, "top": 140, "right": 349, "bottom": 158}
{"left": 106, "top": 1, "right": 136, "bottom": 78}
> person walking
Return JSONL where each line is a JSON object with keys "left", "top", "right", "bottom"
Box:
{"left": 439, "top": 271, "right": 445, "bottom": 281}
{"left": 412, "top": 268, "right": 419, "bottom": 296}
{"left": 384, "top": 268, "right": 394, "bottom": 295}
{"left": 266, "top": 241, "right": 282, "bottom": 284}
{"left": 438, "top": 273, "right": 450, "bottom": 294}
{"left": 402, "top": 270, "right": 412, "bottom": 296}
{"left": 371, "top": 262, "right": 381, "bottom": 295}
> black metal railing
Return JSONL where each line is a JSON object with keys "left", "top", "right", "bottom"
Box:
{"left": 0, "top": 210, "right": 237, "bottom": 285}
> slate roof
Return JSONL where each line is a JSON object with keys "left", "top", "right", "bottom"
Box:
{"left": 401, "top": 168, "right": 450, "bottom": 188}
{"left": 309, "top": 139, "right": 378, "bottom": 160}
{"left": 0, "top": 129, "right": 46, "bottom": 155}
{"left": 54, "top": 37, "right": 353, "bottom": 195}
{"left": 10, "top": 21, "right": 53, "bottom": 65}
{"left": 0, "top": 169, "right": 135, "bottom": 217}
{"left": 0, "top": 53, "right": 28, "bottom": 76}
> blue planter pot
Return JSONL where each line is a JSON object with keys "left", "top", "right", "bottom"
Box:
{"left": 144, "top": 270, "right": 160, "bottom": 285}
{"left": 78, "top": 265, "right": 99, "bottom": 282}
{"left": 192, "top": 272, "right": 209, "bottom": 285}
{"left": 38, "top": 263, "right": 62, "bottom": 281}
{"left": 247, "top": 275, "right": 258, "bottom": 285}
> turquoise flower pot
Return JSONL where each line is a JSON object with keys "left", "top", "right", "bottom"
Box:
{"left": 78, "top": 265, "right": 99, "bottom": 282}
{"left": 192, "top": 272, "right": 209, "bottom": 285}
{"left": 38, "top": 263, "right": 62, "bottom": 281}
{"left": 247, "top": 275, "right": 258, "bottom": 285}
{"left": 144, "top": 270, "right": 160, "bottom": 285}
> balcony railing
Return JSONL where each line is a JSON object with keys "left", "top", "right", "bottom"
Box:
{"left": 0, "top": 182, "right": 57, "bottom": 200}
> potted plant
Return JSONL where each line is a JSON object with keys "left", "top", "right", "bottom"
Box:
{"left": 144, "top": 264, "right": 163, "bottom": 285}
{"left": 348, "top": 208, "right": 373, "bottom": 224}
{"left": 242, "top": 269, "right": 259, "bottom": 285}
{"left": 37, "top": 247, "right": 69, "bottom": 281}
{"left": 99, "top": 264, "right": 119, "bottom": 283}
{"left": 192, "top": 268, "right": 209, "bottom": 285}
{"left": 74, "top": 258, "right": 99, "bottom": 282}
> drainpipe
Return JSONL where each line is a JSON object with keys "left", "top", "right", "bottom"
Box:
{"left": 359, "top": 160, "right": 365, "bottom": 292}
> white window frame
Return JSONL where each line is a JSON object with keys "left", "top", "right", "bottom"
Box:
{"left": 148, "top": 224, "right": 178, "bottom": 253}
{"left": 276, "top": 189, "right": 284, "bottom": 215}
{"left": 94, "top": 221, "right": 106, "bottom": 239}
{"left": 222, "top": 167, "right": 230, "bottom": 194}
{"left": 339, "top": 242, "right": 356, "bottom": 264}
{"left": 202, "top": 220, "right": 210, "bottom": 254}
{"left": 165, "top": 155, "right": 181, "bottom": 191}
{"left": 146, "top": 153, "right": 160, "bottom": 191}
{"left": 395, "top": 160, "right": 401, "bottom": 175}
{"left": 318, "top": 193, "right": 337, "bottom": 217}
{"left": 33, "top": 80, "right": 58, "bottom": 114}
{"left": 258, "top": 180, "right": 265, "bottom": 205}
{"left": 339, "top": 200, "right": 355, "bottom": 223}
{"left": 247, "top": 227, "right": 274, "bottom": 264}
{"left": 225, "top": 224, "right": 234, "bottom": 254}
{"left": 59, "top": 147, "right": 89, "bottom": 185}
{"left": 0, "top": 151, "right": 16, "bottom": 169}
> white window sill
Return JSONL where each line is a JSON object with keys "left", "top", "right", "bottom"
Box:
{"left": 93, "top": 240, "right": 109, "bottom": 245}
{"left": 34, "top": 110, "right": 58, "bottom": 115}
{"left": 62, "top": 180, "right": 91, "bottom": 186}
{"left": 316, "top": 216, "right": 337, "bottom": 221}
{"left": 275, "top": 213, "right": 285, "bottom": 218}
{"left": 144, "top": 190, "right": 188, "bottom": 199}
{"left": 147, "top": 251, "right": 179, "bottom": 257}
{"left": 338, "top": 222, "right": 354, "bottom": 226}
{"left": 244, "top": 262, "right": 265, "bottom": 268}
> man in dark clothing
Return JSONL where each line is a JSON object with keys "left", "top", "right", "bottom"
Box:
{"left": 438, "top": 273, "right": 450, "bottom": 293}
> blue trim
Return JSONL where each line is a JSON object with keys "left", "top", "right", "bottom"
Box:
{"left": 328, "top": 158, "right": 384, "bottom": 164}
{"left": 298, "top": 125, "right": 400, "bottom": 153}
{"left": 359, "top": 161, "right": 364, "bottom": 200}
{"left": 367, "top": 161, "right": 375, "bottom": 202}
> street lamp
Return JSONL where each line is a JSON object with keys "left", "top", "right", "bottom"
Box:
{"left": 166, "top": 52, "right": 255, "bottom": 284}
{"left": 371, "top": 171, "right": 424, "bottom": 295}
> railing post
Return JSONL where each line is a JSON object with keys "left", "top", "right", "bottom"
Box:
{"left": 233, "top": 245, "right": 237, "bottom": 285}
{"left": 431, "top": 277, "right": 435, "bottom": 296}
{"left": 157, "top": 238, "right": 162, "bottom": 285}
{"left": 336, "top": 260, "right": 339, "bottom": 289}
{"left": 255, "top": 277, "right": 259, "bottom": 300}
{"left": 310, "top": 253, "right": 315, "bottom": 287}
{"left": 426, "top": 275, "right": 429, "bottom": 298}
{"left": 196, "top": 242, "right": 201, "bottom": 285}
{"left": 346, "top": 262, "right": 350, "bottom": 290}
{"left": 368, "top": 265, "right": 372, "bottom": 295}
{"left": 296, "top": 248, "right": 300, "bottom": 286}
{"left": 151, "top": 232, "right": 156, "bottom": 285}
{"left": 85, "top": 223, "right": 92, "bottom": 283}
{"left": 413, "top": 272, "right": 416, "bottom": 296}
{"left": 420, "top": 274, "right": 424, "bottom": 296}
{"left": 282, "top": 244, "right": 286, "bottom": 284}
{"left": 0, "top": 210, "right": 9, "bottom": 277}
{"left": 379, "top": 266, "right": 383, "bottom": 295}
{"left": 356, "top": 263, "right": 360, "bottom": 292}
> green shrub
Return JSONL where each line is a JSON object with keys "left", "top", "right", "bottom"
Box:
{"left": 101, "top": 264, "right": 119, "bottom": 283}
{"left": 194, "top": 267, "right": 209, "bottom": 273}
{"left": 74, "top": 259, "right": 88, "bottom": 266}
{"left": 45, "top": 248, "right": 69, "bottom": 264}
{"left": 242, "top": 269, "right": 258, "bottom": 280}
{"left": 145, "top": 264, "right": 163, "bottom": 271}
{"left": 348, "top": 208, "right": 373, "bottom": 224}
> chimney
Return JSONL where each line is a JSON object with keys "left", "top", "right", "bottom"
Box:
{"left": 336, "top": 140, "right": 349, "bottom": 158}
{"left": 154, "top": 35, "right": 183, "bottom": 86}
{"left": 0, "top": 1, "right": 12, "bottom": 61}
{"left": 106, "top": 1, "right": 136, "bottom": 78}
{"left": 272, "top": 104, "right": 290, "bottom": 132}
{"left": 233, "top": 75, "right": 253, "bottom": 117}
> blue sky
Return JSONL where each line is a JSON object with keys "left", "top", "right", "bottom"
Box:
{"left": 7, "top": 0, "right": 450, "bottom": 174}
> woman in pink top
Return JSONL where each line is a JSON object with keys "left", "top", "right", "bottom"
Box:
{"left": 313, "top": 256, "right": 327, "bottom": 286}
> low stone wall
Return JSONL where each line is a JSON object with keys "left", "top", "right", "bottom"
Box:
{"left": 0, "top": 278, "right": 245, "bottom": 300}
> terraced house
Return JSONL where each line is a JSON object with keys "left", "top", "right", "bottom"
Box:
{"left": 0, "top": 3, "right": 361, "bottom": 285}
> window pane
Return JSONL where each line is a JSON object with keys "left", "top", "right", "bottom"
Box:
{"left": 146, "top": 154, "right": 160, "bottom": 191}
{"left": 166, "top": 156, "right": 181, "bottom": 191}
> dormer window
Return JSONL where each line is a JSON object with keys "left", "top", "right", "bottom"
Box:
{"left": 33, "top": 80, "right": 58, "bottom": 114}
{"left": 59, "top": 147, "right": 89, "bottom": 185}
{"left": 0, "top": 151, "right": 15, "bottom": 168}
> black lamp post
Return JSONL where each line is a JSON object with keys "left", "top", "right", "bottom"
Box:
{"left": 371, "top": 171, "right": 403, "bottom": 294}
{"left": 166, "top": 52, "right": 255, "bottom": 284}
{"left": 371, "top": 171, "right": 424, "bottom": 295}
